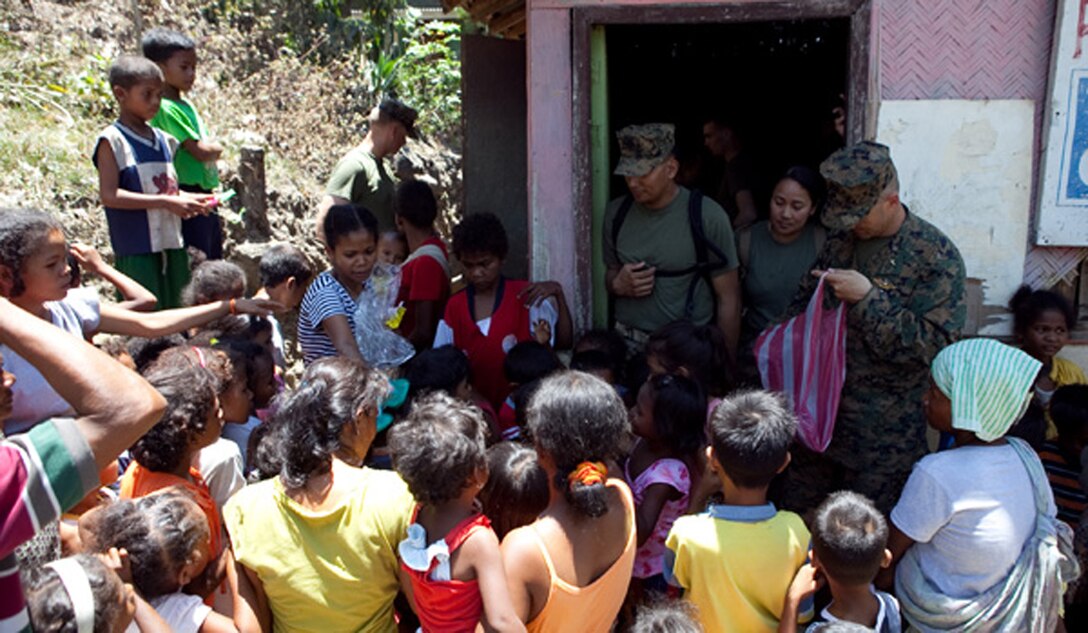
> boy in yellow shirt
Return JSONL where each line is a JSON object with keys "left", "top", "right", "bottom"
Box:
{"left": 665, "top": 390, "right": 812, "bottom": 632}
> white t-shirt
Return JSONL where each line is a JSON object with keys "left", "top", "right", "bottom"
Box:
{"left": 432, "top": 297, "right": 559, "bottom": 348}
{"left": 193, "top": 437, "right": 245, "bottom": 511}
{"left": 125, "top": 593, "right": 211, "bottom": 633}
{"left": 2, "top": 289, "right": 101, "bottom": 434}
{"left": 890, "top": 443, "right": 1050, "bottom": 598}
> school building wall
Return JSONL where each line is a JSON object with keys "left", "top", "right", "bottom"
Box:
{"left": 525, "top": 0, "right": 1079, "bottom": 341}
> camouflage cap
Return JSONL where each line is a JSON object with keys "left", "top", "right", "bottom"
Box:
{"left": 614, "top": 124, "right": 675, "bottom": 177}
{"left": 819, "top": 141, "right": 898, "bottom": 230}
{"left": 378, "top": 98, "right": 419, "bottom": 139}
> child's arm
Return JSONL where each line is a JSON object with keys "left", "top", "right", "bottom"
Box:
{"left": 778, "top": 562, "right": 821, "bottom": 633}
{"left": 634, "top": 483, "right": 683, "bottom": 548}
{"left": 69, "top": 244, "right": 158, "bottom": 312}
{"left": 227, "top": 553, "right": 271, "bottom": 633}
{"left": 516, "top": 282, "right": 572, "bottom": 349}
{"left": 200, "top": 550, "right": 262, "bottom": 633}
{"left": 95, "top": 140, "right": 213, "bottom": 218}
{"left": 181, "top": 138, "right": 224, "bottom": 163}
{"left": 132, "top": 595, "right": 173, "bottom": 633}
{"left": 97, "top": 298, "right": 283, "bottom": 339}
{"left": 0, "top": 297, "right": 165, "bottom": 471}
{"left": 320, "top": 314, "right": 366, "bottom": 363}
{"left": 467, "top": 529, "right": 527, "bottom": 633}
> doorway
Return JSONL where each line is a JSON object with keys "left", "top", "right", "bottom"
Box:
{"left": 573, "top": 1, "right": 873, "bottom": 326}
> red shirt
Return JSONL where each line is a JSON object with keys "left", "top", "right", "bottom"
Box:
{"left": 400, "top": 511, "right": 492, "bottom": 632}
{"left": 443, "top": 278, "right": 532, "bottom": 409}
{"left": 397, "top": 237, "right": 450, "bottom": 342}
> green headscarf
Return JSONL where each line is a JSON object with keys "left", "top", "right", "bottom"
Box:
{"left": 930, "top": 338, "right": 1041, "bottom": 442}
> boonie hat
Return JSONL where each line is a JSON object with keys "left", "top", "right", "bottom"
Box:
{"left": 378, "top": 98, "right": 419, "bottom": 139}
{"left": 819, "top": 141, "right": 898, "bottom": 230}
{"left": 614, "top": 124, "right": 675, "bottom": 177}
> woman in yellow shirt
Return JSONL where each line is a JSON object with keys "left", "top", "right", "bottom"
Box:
{"left": 224, "top": 357, "right": 414, "bottom": 632}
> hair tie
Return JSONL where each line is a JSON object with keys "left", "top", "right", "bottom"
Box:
{"left": 46, "top": 558, "right": 95, "bottom": 633}
{"left": 191, "top": 346, "right": 207, "bottom": 368}
{"left": 567, "top": 461, "right": 607, "bottom": 491}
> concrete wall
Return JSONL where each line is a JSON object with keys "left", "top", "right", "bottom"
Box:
{"left": 876, "top": 100, "right": 1035, "bottom": 335}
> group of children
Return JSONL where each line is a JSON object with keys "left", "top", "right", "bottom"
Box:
{"left": 2, "top": 21, "right": 1087, "bottom": 633}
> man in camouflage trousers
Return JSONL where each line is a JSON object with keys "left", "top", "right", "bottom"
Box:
{"left": 781, "top": 141, "right": 966, "bottom": 515}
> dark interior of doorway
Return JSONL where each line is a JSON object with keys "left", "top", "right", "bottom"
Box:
{"left": 607, "top": 19, "right": 850, "bottom": 214}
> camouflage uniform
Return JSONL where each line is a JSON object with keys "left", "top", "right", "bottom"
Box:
{"left": 780, "top": 142, "right": 966, "bottom": 515}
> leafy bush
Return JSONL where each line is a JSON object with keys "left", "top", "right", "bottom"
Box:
{"left": 392, "top": 20, "right": 461, "bottom": 148}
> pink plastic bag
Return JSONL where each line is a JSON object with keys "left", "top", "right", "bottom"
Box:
{"left": 753, "top": 273, "right": 847, "bottom": 452}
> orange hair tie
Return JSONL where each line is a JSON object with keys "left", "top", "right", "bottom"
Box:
{"left": 567, "top": 461, "right": 607, "bottom": 490}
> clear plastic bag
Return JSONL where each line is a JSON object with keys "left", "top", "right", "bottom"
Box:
{"left": 353, "top": 263, "right": 415, "bottom": 370}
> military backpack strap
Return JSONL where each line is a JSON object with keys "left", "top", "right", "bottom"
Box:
{"left": 682, "top": 189, "right": 733, "bottom": 320}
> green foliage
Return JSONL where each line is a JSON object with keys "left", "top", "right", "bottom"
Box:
{"left": 69, "top": 53, "right": 114, "bottom": 119}
{"left": 392, "top": 20, "right": 462, "bottom": 146}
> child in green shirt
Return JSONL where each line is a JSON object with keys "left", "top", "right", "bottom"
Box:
{"left": 143, "top": 28, "right": 225, "bottom": 260}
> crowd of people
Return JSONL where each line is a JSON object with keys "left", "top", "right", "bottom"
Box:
{"left": 1, "top": 24, "right": 1086, "bottom": 633}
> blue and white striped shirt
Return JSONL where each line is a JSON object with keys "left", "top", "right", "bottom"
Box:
{"left": 298, "top": 271, "right": 360, "bottom": 365}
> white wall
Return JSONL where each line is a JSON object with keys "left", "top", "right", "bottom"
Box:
{"left": 877, "top": 99, "right": 1035, "bottom": 335}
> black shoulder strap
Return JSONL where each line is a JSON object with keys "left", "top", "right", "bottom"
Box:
{"left": 683, "top": 189, "right": 732, "bottom": 321}
{"left": 612, "top": 195, "right": 635, "bottom": 252}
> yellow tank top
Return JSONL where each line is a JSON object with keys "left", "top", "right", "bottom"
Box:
{"left": 525, "top": 479, "right": 636, "bottom": 633}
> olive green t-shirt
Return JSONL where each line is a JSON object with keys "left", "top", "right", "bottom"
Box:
{"left": 325, "top": 147, "right": 396, "bottom": 230}
{"left": 741, "top": 221, "right": 822, "bottom": 333}
{"left": 604, "top": 188, "right": 739, "bottom": 332}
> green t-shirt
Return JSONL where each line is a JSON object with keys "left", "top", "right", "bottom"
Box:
{"left": 325, "top": 147, "right": 396, "bottom": 230}
{"left": 741, "top": 221, "right": 822, "bottom": 333}
{"left": 604, "top": 188, "right": 739, "bottom": 332}
{"left": 149, "top": 97, "right": 219, "bottom": 190}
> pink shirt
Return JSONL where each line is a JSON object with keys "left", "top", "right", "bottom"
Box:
{"left": 625, "top": 452, "right": 691, "bottom": 578}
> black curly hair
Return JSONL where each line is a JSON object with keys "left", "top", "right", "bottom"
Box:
{"left": 1009, "top": 284, "right": 1076, "bottom": 334}
{"left": 130, "top": 354, "right": 217, "bottom": 473}
{"left": 0, "top": 208, "right": 64, "bottom": 298}
{"left": 647, "top": 320, "right": 731, "bottom": 396}
{"left": 643, "top": 373, "right": 706, "bottom": 462}
{"left": 271, "top": 357, "right": 389, "bottom": 489}
{"left": 86, "top": 489, "right": 211, "bottom": 599}
{"left": 451, "top": 212, "right": 508, "bottom": 260}
{"left": 24, "top": 553, "right": 126, "bottom": 633}
{"left": 526, "top": 371, "right": 627, "bottom": 518}
{"left": 389, "top": 391, "right": 488, "bottom": 506}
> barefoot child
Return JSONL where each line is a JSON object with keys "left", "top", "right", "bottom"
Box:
{"left": 389, "top": 392, "right": 525, "bottom": 632}
{"left": 93, "top": 55, "right": 213, "bottom": 309}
